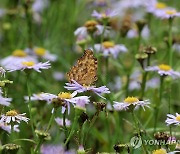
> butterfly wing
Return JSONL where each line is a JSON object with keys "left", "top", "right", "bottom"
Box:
{"left": 67, "top": 49, "right": 98, "bottom": 85}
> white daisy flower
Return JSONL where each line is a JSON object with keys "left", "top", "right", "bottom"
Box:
{"left": 25, "top": 47, "right": 57, "bottom": 62}
{"left": 0, "top": 49, "right": 37, "bottom": 70}
{"left": 55, "top": 117, "right": 71, "bottom": 127}
{"left": 145, "top": 1, "right": 167, "bottom": 14}
{"left": 64, "top": 80, "right": 110, "bottom": 99}
{"left": 145, "top": 64, "right": 180, "bottom": 78}
{"left": 156, "top": 8, "right": 180, "bottom": 19}
{"left": 0, "top": 87, "right": 12, "bottom": 106}
{"left": 0, "top": 95, "right": 12, "bottom": 106}
{"left": 126, "top": 25, "right": 150, "bottom": 39}
{"left": 57, "top": 92, "right": 90, "bottom": 114}
{"left": 0, "top": 110, "right": 29, "bottom": 124}
{"left": 0, "top": 67, "right": 6, "bottom": 78}
{"left": 24, "top": 92, "right": 57, "bottom": 104}
{"left": 7, "top": 60, "right": 51, "bottom": 72}
{"left": 113, "top": 96, "right": 150, "bottom": 111}
{"left": 0, "top": 122, "right": 19, "bottom": 133}
{"left": 91, "top": 9, "right": 117, "bottom": 20}
{"left": 165, "top": 113, "right": 180, "bottom": 126}
{"left": 74, "top": 20, "right": 109, "bottom": 37}
{"left": 94, "top": 41, "right": 127, "bottom": 58}
{"left": 32, "top": 0, "right": 49, "bottom": 13}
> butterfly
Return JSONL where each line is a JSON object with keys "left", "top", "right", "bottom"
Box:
{"left": 66, "top": 49, "right": 98, "bottom": 86}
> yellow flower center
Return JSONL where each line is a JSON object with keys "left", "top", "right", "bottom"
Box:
{"left": 84, "top": 20, "right": 98, "bottom": 28}
{"left": 124, "top": 97, "right": 139, "bottom": 104}
{"left": 12, "top": 50, "right": 27, "bottom": 57}
{"left": 84, "top": 20, "right": 98, "bottom": 32}
{"left": 152, "top": 148, "right": 167, "bottom": 154}
{"left": 6, "top": 110, "right": 18, "bottom": 116}
{"left": 158, "top": 64, "right": 171, "bottom": 71}
{"left": 82, "top": 84, "right": 90, "bottom": 88}
{"left": 155, "top": 2, "right": 167, "bottom": 9}
{"left": 22, "top": 61, "right": 35, "bottom": 67}
{"left": 166, "top": 10, "right": 177, "bottom": 15}
{"left": 34, "top": 47, "right": 46, "bottom": 56}
{"left": 101, "top": 13, "right": 107, "bottom": 18}
{"left": 58, "top": 92, "right": 72, "bottom": 99}
{"left": 102, "top": 41, "right": 115, "bottom": 48}
{"left": 176, "top": 115, "right": 180, "bottom": 121}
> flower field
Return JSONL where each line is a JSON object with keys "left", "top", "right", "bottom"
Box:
{"left": 0, "top": 0, "right": 180, "bottom": 153}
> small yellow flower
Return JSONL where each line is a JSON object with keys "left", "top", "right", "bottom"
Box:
{"left": 155, "top": 2, "right": 167, "bottom": 9}
{"left": 34, "top": 47, "right": 46, "bottom": 56}
{"left": 22, "top": 61, "right": 35, "bottom": 67}
{"left": 58, "top": 92, "right": 72, "bottom": 99}
{"left": 158, "top": 64, "right": 171, "bottom": 71}
{"left": 12, "top": 50, "right": 27, "bottom": 57}
{"left": 124, "top": 97, "right": 139, "bottom": 104}
{"left": 6, "top": 110, "right": 18, "bottom": 116}
{"left": 102, "top": 41, "right": 115, "bottom": 48}
{"left": 152, "top": 148, "right": 167, "bottom": 154}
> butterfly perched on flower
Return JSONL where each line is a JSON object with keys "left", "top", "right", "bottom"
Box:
{"left": 66, "top": 49, "right": 98, "bottom": 86}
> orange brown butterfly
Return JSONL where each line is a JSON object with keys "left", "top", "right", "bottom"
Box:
{"left": 66, "top": 49, "right": 98, "bottom": 86}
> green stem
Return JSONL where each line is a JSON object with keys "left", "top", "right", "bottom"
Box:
{"left": 131, "top": 111, "right": 148, "bottom": 154}
{"left": 140, "top": 55, "right": 150, "bottom": 99}
{"left": 105, "top": 57, "right": 109, "bottom": 84}
{"left": 34, "top": 110, "right": 55, "bottom": 153}
{"left": 141, "top": 71, "right": 148, "bottom": 99}
{"left": 63, "top": 110, "right": 69, "bottom": 149}
{"left": 125, "top": 74, "right": 130, "bottom": 97}
{"left": 80, "top": 121, "right": 87, "bottom": 145}
{"left": 90, "top": 33, "right": 96, "bottom": 53}
{"left": 147, "top": 13, "right": 153, "bottom": 36}
{"left": 11, "top": 123, "right": 14, "bottom": 140}
{"left": 26, "top": 75, "right": 36, "bottom": 140}
{"left": 137, "top": 31, "right": 142, "bottom": 53}
{"left": 168, "top": 18, "right": 173, "bottom": 66}
{"left": 34, "top": 139, "right": 43, "bottom": 154}
{"left": 24, "top": 0, "right": 33, "bottom": 48}
{"left": 168, "top": 84, "right": 172, "bottom": 137}
{"left": 63, "top": 110, "right": 67, "bottom": 135}
{"left": 100, "top": 20, "right": 108, "bottom": 45}
{"left": 46, "top": 109, "right": 55, "bottom": 132}
{"left": 83, "top": 111, "right": 99, "bottom": 146}
{"left": 154, "top": 76, "right": 164, "bottom": 133}
{"left": 64, "top": 109, "right": 80, "bottom": 146}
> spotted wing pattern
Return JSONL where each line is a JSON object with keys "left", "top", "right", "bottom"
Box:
{"left": 67, "top": 49, "right": 98, "bottom": 85}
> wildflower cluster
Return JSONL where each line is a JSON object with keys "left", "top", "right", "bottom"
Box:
{"left": 0, "top": 0, "right": 179, "bottom": 154}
